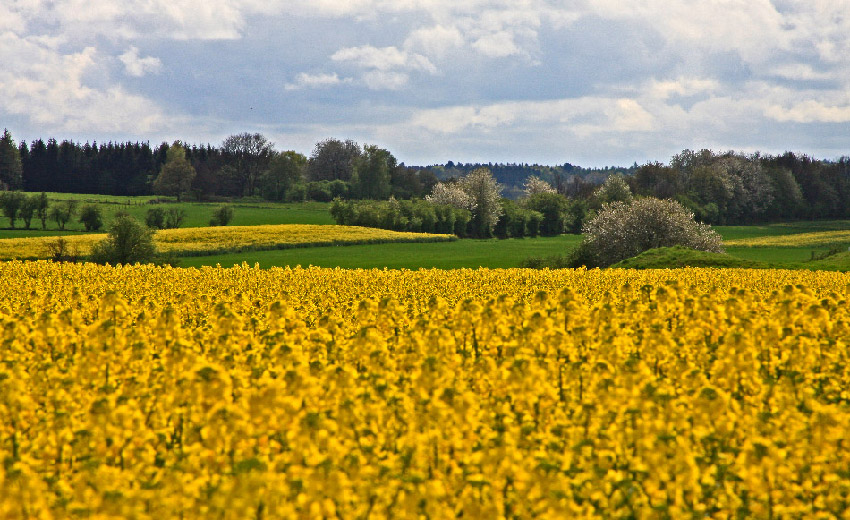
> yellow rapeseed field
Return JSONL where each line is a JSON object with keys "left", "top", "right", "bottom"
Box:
{"left": 0, "top": 224, "right": 455, "bottom": 260}
{"left": 2, "top": 261, "right": 850, "bottom": 518}
{"left": 726, "top": 229, "right": 850, "bottom": 248}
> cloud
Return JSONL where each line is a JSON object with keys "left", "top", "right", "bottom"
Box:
{"left": 408, "top": 96, "right": 654, "bottom": 135}
{"left": 403, "top": 25, "right": 464, "bottom": 58}
{"left": 361, "top": 71, "right": 410, "bottom": 91}
{"left": 119, "top": 47, "right": 162, "bottom": 77}
{"left": 284, "top": 72, "right": 350, "bottom": 90}
{"left": 0, "top": 32, "right": 171, "bottom": 134}
{"left": 766, "top": 100, "right": 850, "bottom": 124}
{"left": 331, "top": 45, "right": 437, "bottom": 73}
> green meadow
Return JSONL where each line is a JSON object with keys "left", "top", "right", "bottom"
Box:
{"left": 1, "top": 193, "right": 849, "bottom": 270}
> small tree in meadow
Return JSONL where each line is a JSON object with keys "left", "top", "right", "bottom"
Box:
{"left": 79, "top": 204, "right": 104, "bottom": 231}
{"left": 49, "top": 200, "right": 77, "bottom": 230}
{"left": 89, "top": 215, "right": 158, "bottom": 265}
{"left": 209, "top": 205, "right": 234, "bottom": 226}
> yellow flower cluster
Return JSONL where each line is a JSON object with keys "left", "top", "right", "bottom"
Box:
{"left": 2, "top": 262, "right": 850, "bottom": 518}
{"left": 726, "top": 229, "right": 850, "bottom": 248}
{"left": 0, "top": 224, "right": 455, "bottom": 260}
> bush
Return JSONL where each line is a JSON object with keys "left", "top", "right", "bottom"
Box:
{"left": 89, "top": 215, "right": 158, "bottom": 265}
{"left": 45, "top": 237, "right": 80, "bottom": 263}
{"left": 78, "top": 204, "right": 104, "bottom": 231}
{"left": 48, "top": 200, "right": 77, "bottom": 230}
{"left": 577, "top": 197, "right": 725, "bottom": 267}
{"left": 146, "top": 207, "right": 166, "bottom": 229}
{"left": 209, "top": 205, "right": 234, "bottom": 226}
{"left": 0, "top": 191, "right": 25, "bottom": 228}
{"left": 165, "top": 208, "right": 186, "bottom": 228}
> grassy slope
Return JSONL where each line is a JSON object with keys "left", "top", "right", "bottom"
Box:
{"left": 611, "top": 247, "right": 768, "bottom": 269}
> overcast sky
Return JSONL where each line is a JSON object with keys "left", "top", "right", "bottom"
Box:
{"left": 2, "top": 1, "right": 849, "bottom": 167}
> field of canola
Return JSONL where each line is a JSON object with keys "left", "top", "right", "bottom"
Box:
{"left": 725, "top": 229, "right": 850, "bottom": 248}
{"left": 0, "top": 224, "right": 455, "bottom": 260}
{"left": 2, "top": 261, "right": 850, "bottom": 518}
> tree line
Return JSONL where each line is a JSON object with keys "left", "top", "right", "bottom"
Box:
{"left": 2, "top": 128, "right": 849, "bottom": 224}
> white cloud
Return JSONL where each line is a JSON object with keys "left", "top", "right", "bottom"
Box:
{"left": 409, "top": 96, "right": 654, "bottom": 135}
{"left": 0, "top": 32, "right": 171, "bottom": 134}
{"left": 119, "top": 47, "right": 162, "bottom": 77}
{"left": 404, "top": 25, "right": 464, "bottom": 58}
{"left": 766, "top": 100, "right": 850, "bottom": 124}
{"left": 471, "top": 31, "right": 521, "bottom": 58}
{"left": 331, "top": 45, "right": 436, "bottom": 73}
{"left": 284, "top": 72, "right": 350, "bottom": 90}
{"left": 362, "top": 71, "right": 409, "bottom": 90}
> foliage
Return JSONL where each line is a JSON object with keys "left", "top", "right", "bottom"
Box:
{"left": 579, "top": 197, "right": 725, "bottom": 267}
{"left": 522, "top": 192, "right": 574, "bottom": 236}
{"left": 3, "top": 263, "right": 850, "bottom": 516}
{"left": 145, "top": 207, "right": 166, "bottom": 229}
{"left": 590, "top": 173, "right": 633, "bottom": 207}
{"left": 78, "top": 203, "right": 104, "bottom": 231}
{"left": 350, "top": 145, "right": 395, "bottom": 199}
{"left": 165, "top": 207, "right": 186, "bottom": 228}
{"left": 35, "top": 192, "right": 49, "bottom": 229}
{"left": 44, "top": 237, "right": 80, "bottom": 262}
{"left": 425, "top": 182, "right": 474, "bottom": 210}
{"left": 0, "top": 191, "right": 26, "bottom": 228}
{"left": 260, "top": 150, "right": 307, "bottom": 201}
{"left": 221, "top": 133, "right": 274, "bottom": 197}
{"left": 152, "top": 141, "right": 196, "bottom": 201}
{"left": 493, "top": 199, "right": 543, "bottom": 238}
{"left": 522, "top": 175, "right": 556, "bottom": 197}
{"left": 307, "top": 138, "right": 361, "bottom": 182}
{"left": 88, "top": 215, "right": 158, "bottom": 265}
{"left": 209, "top": 205, "right": 234, "bottom": 226}
{"left": 330, "top": 198, "right": 470, "bottom": 235}
{"left": 0, "top": 129, "right": 23, "bottom": 190}
{"left": 457, "top": 168, "right": 503, "bottom": 237}
{"left": 48, "top": 199, "right": 77, "bottom": 230}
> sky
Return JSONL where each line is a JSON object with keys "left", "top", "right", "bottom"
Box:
{"left": 1, "top": 1, "right": 850, "bottom": 167}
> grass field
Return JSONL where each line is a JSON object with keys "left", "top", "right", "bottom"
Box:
{"left": 2, "top": 193, "right": 849, "bottom": 269}
{"left": 0, "top": 193, "right": 333, "bottom": 237}
{"left": 177, "top": 235, "right": 584, "bottom": 269}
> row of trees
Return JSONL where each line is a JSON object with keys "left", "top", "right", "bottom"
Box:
{"left": 3, "top": 128, "right": 849, "bottom": 223}
{"left": 0, "top": 130, "right": 440, "bottom": 202}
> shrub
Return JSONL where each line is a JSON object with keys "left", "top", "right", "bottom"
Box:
{"left": 164, "top": 208, "right": 186, "bottom": 229}
{"left": 89, "top": 215, "right": 158, "bottom": 265}
{"left": 48, "top": 200, "right": 77, "bottom": 230}
{"left": 209, "top": 205, "right": 234, "bottom": 226}
{"left": 0, "top": 191, "right": 25, "bottom": 228}
{"left": 45, "top": 237, "right": 80, "bottom": 263}
{"left": 146, "top": 208, "right": 166, "bottom": 229}
{"left": 78, "top": 204, "right": 104, "bottom": 231}
{"left": 577, "top": 197, "right": 725, "bottom": 267}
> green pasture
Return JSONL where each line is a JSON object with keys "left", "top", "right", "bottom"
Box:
{"left": 0, "top": 194, "right": 333, "bottom": 237}
{"left": 177, "top": 235, "right": 584, "bottom": 270}
{"left": 1, "top": 193, "right": 849, "bottom": 269}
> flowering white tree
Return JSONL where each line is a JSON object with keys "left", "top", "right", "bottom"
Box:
{"left": 457, "top": 168, "right": 503, "bottom": 237}
{"left": 425, "top": 182, "right": 475, "bottom": 211}
{"left": 580, "top": 197, "right": 724, "bottom": 266}
{"left": 523, "top": 176, "right": 556, "bottom": 197}
{"left": 426, "top": 168, "right": 503, "bottom": 237}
